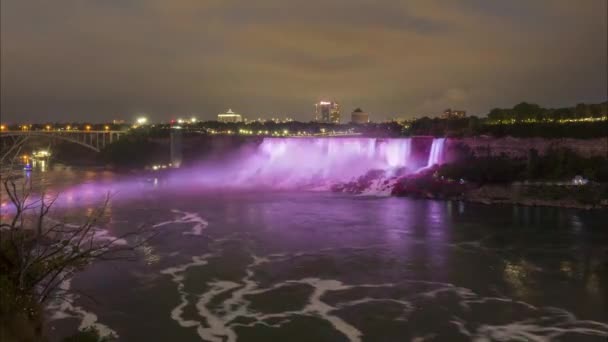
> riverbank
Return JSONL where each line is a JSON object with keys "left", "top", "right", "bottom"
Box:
{"left": 460, "top": 183, "right": 607, "bottom": 209}
{"left": 332, "top": 169, "right": 608, "bottom": 209}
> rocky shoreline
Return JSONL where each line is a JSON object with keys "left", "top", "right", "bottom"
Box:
{"left": 332, "top": 169, "right": 608, "bottom": 210}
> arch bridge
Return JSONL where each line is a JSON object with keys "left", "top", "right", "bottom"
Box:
{"left": 0, "top": 130, "right": 125, "bottom": 152}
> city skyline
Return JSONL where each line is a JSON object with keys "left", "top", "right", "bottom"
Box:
{"left": 1, "top": 1, "right": 606, "bottom": 122}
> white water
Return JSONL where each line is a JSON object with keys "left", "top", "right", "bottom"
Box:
{"left": 188, "top": 138, "right": 444, "bottom": 189}
{"left": 426, "top": 137, "right": 446, "bottom": 167}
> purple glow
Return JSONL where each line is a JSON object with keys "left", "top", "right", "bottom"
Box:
{"left": 427, "top": 138, "right": 446, "bottom": 167}
{"left": 0, "top": 138, "right": 448, "bottom": 215}
{"left": 184, "top": 137, "right": 445, "bottom": 189}
{"left": 185, "top": 138, "right": 422, "bottom": 188}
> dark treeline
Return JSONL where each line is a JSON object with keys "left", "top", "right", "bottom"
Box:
{"left": 99, "top": 130, "right": 167, "bottom": 168}
{"left": 407, "top": 117, "right": 607, "bottom": 138}
{"left": 487, "top": 101, "right": 607, "bottom": 122}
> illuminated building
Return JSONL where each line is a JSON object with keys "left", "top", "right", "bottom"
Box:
{"left": 217, "top": 109, "right": 243, "bottom": 123}
{"left": 441, "top": 109, "right": 466, "bottom": 119}
{"left": 315, "top": 101, "right": 340, "bottom": 123}
{"left": 350, "top": 108, "right": 369, "bottom": 124}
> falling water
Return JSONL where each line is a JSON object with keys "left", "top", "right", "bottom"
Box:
{"left": 426, "top": 138, "right": 446, "bottom": 167}
{"left": 248, "top": 138, "right": 414, "bottom": 184}
{"left": 187, "top": 138, "right": 421, "bottom": 188}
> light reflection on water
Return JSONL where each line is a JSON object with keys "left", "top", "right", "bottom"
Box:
{"left": 3, "top": 168, "right": 607, "bottom": 341}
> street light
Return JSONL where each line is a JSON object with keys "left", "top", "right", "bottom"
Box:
{"left": 46, "top": 125, "right": 51, "bottom": 130}
{"left": 0, "top": 124, "right": 5, "bottom": 131}
{"left": 104, "top": 125, "right": 110, "bottom": 130}
{"left": 136, "top": 117, "right": 148, "bottom": 125}
{"left": 85, "top": 125, "right": 91, "bottom": 131}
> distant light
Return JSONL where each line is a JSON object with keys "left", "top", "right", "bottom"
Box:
{"left": 85, "top": 125, "right": 91, "bottom": 131}
{"left": 177, "top": 119, "right": 184, "bottom": 124}
{"left": 45, "top": 125, "right": 51, "bottom": 130}
{"left": 66, "top": 125, "right": 71, "bottom": 130}
{"left": 136, "top": 117, "right": 148, "bottom": 125}
{"left": 0, "top": 125, "right": 5, "bottom": 131}
{"left": 104, "top": 125, "right": 110, "bottom": 130}
{"left": 190, "top": 117, "right": 197, "bottom": 123}
{"left": 33, "top": 150, "right": 50, "bottom": 158}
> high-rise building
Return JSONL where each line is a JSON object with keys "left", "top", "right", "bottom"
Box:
{"left": 217, "top": 109, "right": 243, "bottom": 123}
{"left": 351, "top": 108, "right": 370, "bottom": 124}
{"left": 441, "top": 109, "right": 466, "bottom": 119}
{"left": 314, "top": 101, "right": 340, "bottom": 123}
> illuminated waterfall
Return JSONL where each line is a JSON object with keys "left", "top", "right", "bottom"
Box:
{"left": 187, "top": 137, "right": 446, "bottom": 188}
{"left": 247, "top": 138, "right": 413, "bottom": 184}
{"left": 426, "top": 138, "right": 446, "bottom": 167}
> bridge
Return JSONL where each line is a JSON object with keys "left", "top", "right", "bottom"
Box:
{"left": 0, "top": 130, "right": 126, "bottom": 152}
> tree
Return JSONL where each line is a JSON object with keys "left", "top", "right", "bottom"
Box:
{"left": 0, "top": 139, "right": 155, "bottom": 341}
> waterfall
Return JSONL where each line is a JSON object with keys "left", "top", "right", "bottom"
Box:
{"left": 427, "top": 138, "right": 446, "bottom": 167}
{"left": 186, "top": 137, "right": 441, "bottom": 188}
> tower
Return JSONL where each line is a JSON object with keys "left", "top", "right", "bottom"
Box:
{"left": 314, "top": 101, "right": 340, "bottom": 123}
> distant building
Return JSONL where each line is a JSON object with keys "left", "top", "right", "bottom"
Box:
{"left": 217, "top": 109, "right": 243, "bottom": 123}
{"left": 441, "top": 109, "right": 466, "bottom": 119}
{"left": 351, "top": 108, "right": 370, "bottom": 124}
{"left": 112, "top": 119, "right": 125, "bottom": 124}
{"left": 315, "top": 101, "right": 340, "bottom": 123}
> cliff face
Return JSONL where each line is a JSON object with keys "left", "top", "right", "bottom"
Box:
{"left": 446, "top": 137, "right": 608, "bottom": 159}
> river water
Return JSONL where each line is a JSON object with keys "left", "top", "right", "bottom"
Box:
{"left": 4, "top": 166, "right": 607, "bottom": 341}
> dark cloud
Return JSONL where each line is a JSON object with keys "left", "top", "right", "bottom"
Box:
{"left": 1, "top": 0, "right": 606, "bottom": 122}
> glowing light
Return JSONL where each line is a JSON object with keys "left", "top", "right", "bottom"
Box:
{"left": 46, "top": 125, "right": 51, "bottom": 130}
{"left": 0, "top": 125, "right": 5, "bottom": 131}
{"left": 190, "top": 117, "right": 197, "bottom": 123}
{"left": 85, "top": 125, "right": 91, "bottom": 131}
{"left": 66, "top": 125, "right": 71, "bottom": 130}
{"left": 177, "top": 119, "right": 184, "bottom": 124}
{"left": 136, "top": 117, "right": 148, "bottom": 125}
{"left": 33, "top": 150, "right": 50, "bottom": 158}
{"left": 104, "top": 125, "right": 110, "bottom": 130}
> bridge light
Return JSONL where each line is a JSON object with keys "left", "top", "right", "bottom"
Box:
{"left": 85, "top": 125, "right": 91, "bottom": 131}
{"left": 104, "top": 125, "right": 110, "bottom": 130}
{"left": 136, "top": 117, "right": 148, "bottom": 125}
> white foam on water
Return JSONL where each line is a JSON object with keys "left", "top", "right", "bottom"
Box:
{"left": 47, "top": 278, "right": 118, "bottom": 339}
{"left": 157, "top": 237, "right": 608, "bottom": 342}
{"left": 160, "top": 254, "right": 214, "bottom": 329}
{"left": 153, "top": 210, "right": 208, "bottom": 236}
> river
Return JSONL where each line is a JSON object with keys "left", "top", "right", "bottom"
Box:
{"left": 4, "top": 165, "right": 608, "bottom": 341}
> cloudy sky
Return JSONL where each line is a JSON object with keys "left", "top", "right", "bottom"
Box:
{"left": 1, "top": 0, "right": 606, "bottom": 122}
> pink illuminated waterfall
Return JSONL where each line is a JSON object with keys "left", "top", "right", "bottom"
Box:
{"left": 426, "top": 138, "right": 446, "bottom": 167}
{"left": 245, "top": 138, "right": 413, "bottom": 184}
{"left": 185, "top": 137, "right": 447, "bottom": 188}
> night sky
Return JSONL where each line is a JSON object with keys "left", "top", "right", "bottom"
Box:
{"left": 1, "top": 0, "right": 606, "bottom": 123}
